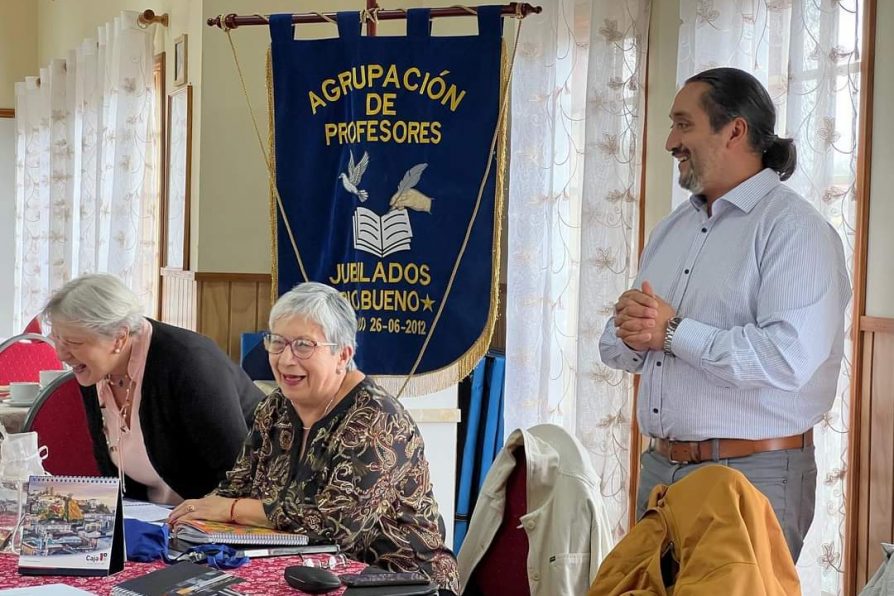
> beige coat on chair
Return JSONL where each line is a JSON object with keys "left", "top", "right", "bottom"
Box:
{"left": 458, "top": 424, "right": 614, "bottom": 595}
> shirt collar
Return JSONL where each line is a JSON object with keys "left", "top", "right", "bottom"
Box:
{"left": 687, "top": 168, "right": 781, "bottom": 214}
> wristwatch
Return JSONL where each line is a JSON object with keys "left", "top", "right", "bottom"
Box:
{"left": 663, "top": 317, "right": 682, "bottom": 355}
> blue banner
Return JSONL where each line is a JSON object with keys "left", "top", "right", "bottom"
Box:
{"left": 269, "top": 8, "right": 505, "bottom": 392}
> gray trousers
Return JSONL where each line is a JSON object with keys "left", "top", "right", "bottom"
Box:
{"left": 636, "top": 444, "right": 817, "bottom": 563}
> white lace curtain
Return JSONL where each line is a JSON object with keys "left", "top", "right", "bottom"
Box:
{"left": 505, "top": 0, "right": 651, "bottom": 540}
{"left": 676, "top": 1, "right": 860, "bottom": 593}
{"left": 13, "top": 10, "right": 159, "bottom": 329}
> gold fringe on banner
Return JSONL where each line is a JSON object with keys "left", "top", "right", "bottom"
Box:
{"left": 266, "top": 49, "right": 279, "bottom": 304}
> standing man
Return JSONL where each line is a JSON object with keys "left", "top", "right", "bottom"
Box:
{"left": 599, "top": 67, "right": 850, "bottom": 562}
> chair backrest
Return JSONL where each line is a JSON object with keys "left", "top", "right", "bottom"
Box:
{"left": 23, "top": 315, "right": 43, "bottom": 335}
{"left": 467, "top": 446, "right": 530, "bottom": 596}
{"left": 0, "top": 334, "right": 63, "bottom": 386}
{"left": 240, "top": 331, "right": 274, "bottom": 381}
{"left": 22, "top": 371, "right": 101, "bottom": 477}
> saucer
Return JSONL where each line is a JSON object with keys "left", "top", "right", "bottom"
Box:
{"left": 5, "top": 400, "right": 34, "bottom": 408}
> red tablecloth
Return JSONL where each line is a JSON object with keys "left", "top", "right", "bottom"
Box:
{"left": 0, "top": 552, "right": 366, "bottom": 595}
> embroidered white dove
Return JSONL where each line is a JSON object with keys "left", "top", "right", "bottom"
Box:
{"left": 339, "top": 150, "right": 370, "bottom": 202}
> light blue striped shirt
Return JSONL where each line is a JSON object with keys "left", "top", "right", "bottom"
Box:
{"left": 599, "top": 169, "right": 851, "bottom": 441}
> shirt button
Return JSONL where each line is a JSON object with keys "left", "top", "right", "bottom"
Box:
{"left": 701, "top": 227, "right": 707, "bottom": 233}
{"left": 524, "top": 520, "right": 535, "bottom": 530}
{"left": 684, "top": 269, "right": 690, "bottom": 274}
{"left": 656, "top": 361, "right": 662, "bottom": 367}
{"left": 531, "top": 572, "right": 541, "bottom": 581}
{"left": 652, "top": 408, "right": 658, "bottom": 414}
{"left": 632, "top": 357, "right": 639, "bottom": 362}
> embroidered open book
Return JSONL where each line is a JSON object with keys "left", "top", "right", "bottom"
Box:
{"left": 352, "top": 206, "right": 413, "bottom": 258}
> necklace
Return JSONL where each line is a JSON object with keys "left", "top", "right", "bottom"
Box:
{"left": 101, "top": 376, "right": 134, "bottom": 448}
{"left": 106, "top": 372, "right": 129, "bottom": 388}
{"left": 302, "top": 392, "right": 339, "bottom": 431}
{"left": 101, "top": 375, "right": 133, "bottom": 493}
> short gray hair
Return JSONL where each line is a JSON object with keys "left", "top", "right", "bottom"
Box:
{"left": 269, "top": 282, "right": 358, "bottom": 370}
{"left": 42, "top": 274, "right": 145, "bottom": 338}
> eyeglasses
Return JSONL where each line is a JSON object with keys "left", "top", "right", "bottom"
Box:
{"left": 263, "top": 333, "right": 337, "bottom": 359}
{"left": 298, "top": 554, "right": 347, "bottom": 569}
{"left": 47, "top": 332, "right": 81, "bottom": 350}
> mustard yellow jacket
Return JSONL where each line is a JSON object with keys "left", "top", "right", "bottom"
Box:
{"left": 589, "top": 465, "right": 800, "bottom": 596}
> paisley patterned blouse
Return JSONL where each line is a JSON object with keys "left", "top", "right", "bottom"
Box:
{"left": 214, "top": 378, "right": 459, "bottom": 593}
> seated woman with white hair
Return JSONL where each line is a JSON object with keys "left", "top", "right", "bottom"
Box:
{"left": 42, "top": 273, "right": 264, "bottom": 505}
{"left": 168, "top": 282, "right": 459, "bottom": 594}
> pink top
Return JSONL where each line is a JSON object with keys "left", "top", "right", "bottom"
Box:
{"left": 99, "top": 319, "right": 183, "bottom": 505}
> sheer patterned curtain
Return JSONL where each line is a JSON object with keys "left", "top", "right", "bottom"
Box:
{"left": 676, "top": 1, "right": 861, "bottom": 593}
{"left": 505, "top": 0, "right": 651, "bottom": 540}
{"left": 14, "top": 10, "right": 159, "bottom": 328}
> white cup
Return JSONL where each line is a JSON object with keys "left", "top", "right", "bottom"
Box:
{"left": 8, "top": 382, "right": 39, "bottom": 405}
{"left": 39, "top": 370, "right": 67, "bottom": 388}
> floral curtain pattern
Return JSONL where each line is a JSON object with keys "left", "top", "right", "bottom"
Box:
{"left": 14, "top": 10, "right": 159, "bottom": 329}
{"left": 676, "top": 1, "right": 861, "bottom": 593}
{"left": 505, "top": 0, "right": 651, "bottom": 540}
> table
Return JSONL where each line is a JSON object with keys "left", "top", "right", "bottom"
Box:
{"left": 0, "top": 403, "right": 30, "bottom": 434}
{"left": 0, "top": 552, "right": 366, "bottom": 595}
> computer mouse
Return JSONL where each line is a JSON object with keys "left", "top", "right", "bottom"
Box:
{"left": 284, "top": 565, "right": 342, "bottom": 593}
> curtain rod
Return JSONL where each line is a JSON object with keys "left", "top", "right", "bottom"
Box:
{"left": 139, "top": 9, "right": 169, "bottom": 27}
{"left": 207, "top": 3, "right": 541, "bottom": 30}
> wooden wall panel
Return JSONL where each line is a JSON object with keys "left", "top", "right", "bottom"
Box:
{"left": 201, "top": 281, "right": 231, "bottom": 354}
{"left": 160, "top": 269, "right": 272, "bottom": 361}
{"left": 160, "top": 269, "right": 197, "bottom": 331}
{"left": 229, "top": 282, "right": 260, "bottom": 358}
{"left": 257, "top": 281, "right": 272, "bottom": 329}
{"left": 868, "top": 332, "right": 894, "bottom": 582}
{"left": 856, "top": 332, "right": 874, "bottom": 589}
{"left": 853, "top": 317, "right": 894, "bottom": 592}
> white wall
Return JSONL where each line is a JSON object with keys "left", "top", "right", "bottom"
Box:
{"left": 643, "top": 0, "right": 681, "bottom": 236}
{"left": 865, "top": 0, "right": 894, "bottom": 317}
{"left": 35, "top": 0, "right": 171, "bottom": 65}
{"left": 0, "top": 1, "right": 38, "bottom": 108}
{"left": 403, "top": 388, "right": 459, "bottom": 547}
{"left": 0, "top": 1, "right": 38, "bottom": 338}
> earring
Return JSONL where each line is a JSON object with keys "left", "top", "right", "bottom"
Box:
{"left": 113, "top": 348, "right": 121, "bottom": 354}
{"left": 336, "top": 367, "right": 344, "bottom": 375}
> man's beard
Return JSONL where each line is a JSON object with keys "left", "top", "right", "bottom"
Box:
{"left": 677, "top": 154, "right": 704, "bottom": 194}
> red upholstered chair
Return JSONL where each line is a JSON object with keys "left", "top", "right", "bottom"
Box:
{"left": 467, "top": 447, "right": 531, "bottom": 596}
{"left": 22, "top": 371, "right": 101, "bottom": 476}
{"left": 0, "top": 334, "right": 63, "bottom": 386}
{"left": 23, "top": 316, "right": 43, "bottom": 335}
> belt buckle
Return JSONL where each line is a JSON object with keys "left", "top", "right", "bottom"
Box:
{"left": 668, "top": 442, "right": 699, "bottom": 465}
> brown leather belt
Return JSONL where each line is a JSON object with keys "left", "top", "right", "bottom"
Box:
{"left": 653, "top": 429, "right": 813, "bottom": 464}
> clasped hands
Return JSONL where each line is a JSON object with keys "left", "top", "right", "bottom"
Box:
{"left": 613, "top": 281, "right": 676, "bottom": 352}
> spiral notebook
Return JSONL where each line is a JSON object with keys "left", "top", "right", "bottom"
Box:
{"left": 173, "top": 519, "right": 308, "bottom": 546}
{"left": 18, "top": 475, "right": 124, "bottom": 577}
